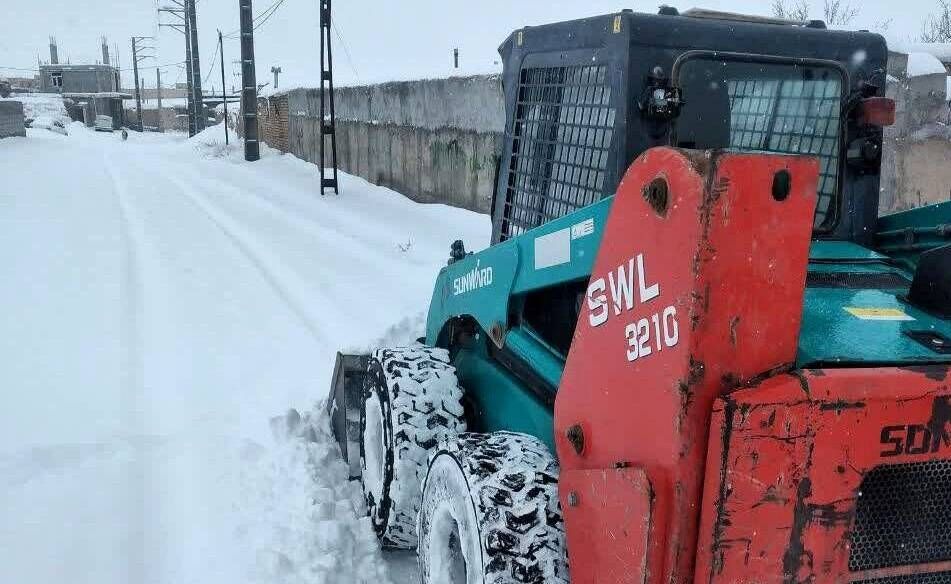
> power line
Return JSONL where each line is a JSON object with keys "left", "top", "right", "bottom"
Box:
{"left": 251, "top": 0, "right": 288, "bottom": 31}
{"left": 223, "top": 0, "right": 288, "bottom": 38}
{"left": 120, "top": 60, "right": 185, "bottom": 72}
{"left": 174, "top": 62, "right": 187, "bottom": 84}
{"left": 332, "top": 22, "right": 360, "bottom": 84}
{"left": 203, "top": 37, "right": 220, "bottom": 84}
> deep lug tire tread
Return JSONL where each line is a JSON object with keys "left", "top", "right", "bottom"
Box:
{"left": 420, "top": 431, "right": 569, "bottom": 584}
{"left": 361, "top": 345, "right": 465, "bottom": 548}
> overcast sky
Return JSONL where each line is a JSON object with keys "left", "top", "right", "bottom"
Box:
{"left": 0, "top": 0, "right": 944, "bottom": 90}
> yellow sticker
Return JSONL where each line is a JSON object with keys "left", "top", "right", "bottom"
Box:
{"left": 844, "top": 307, "right": 914, "bottom": 321}
{"left": 613, "top": 15, "right": 623, "bottom": 33}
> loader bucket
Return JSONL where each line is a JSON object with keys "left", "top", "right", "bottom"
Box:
{"left": 327, "top": 352, "right": 368, "bottom": 480}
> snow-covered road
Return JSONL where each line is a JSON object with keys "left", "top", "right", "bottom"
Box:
{"left": 0, "top": 124, "right": 488, "bottom": 583}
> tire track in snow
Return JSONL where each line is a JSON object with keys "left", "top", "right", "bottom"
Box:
{"left": 170, "top": 160, "right": 394, "bottom": 273}
{"left": 131, "top": 161, "right": 332, "bottom": 346}
{"left": 162, "top": 161, "right": 406, "bottom": 331}
{"left": 101, "top": 152, "right": 149, "bottom": 584}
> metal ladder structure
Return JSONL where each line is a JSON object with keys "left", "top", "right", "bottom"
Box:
{"left": 318, "top": 0, "right": 339, "bottom": 194}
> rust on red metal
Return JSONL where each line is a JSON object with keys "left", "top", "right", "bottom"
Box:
{"left": 556, "top": 147, "right": 819, "bottom": 584}
{"left": 695, "top": 365, "right": 951, "bottom": 584}
{"left": 560, "top": 467, "right": 653, "bottom": 584}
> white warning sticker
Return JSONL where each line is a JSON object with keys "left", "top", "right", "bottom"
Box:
{"left": 571, "top": 218, "right": 595, "bottom": 240}
{"left": 534, "top": 228, "right": 571, "bottom": 270}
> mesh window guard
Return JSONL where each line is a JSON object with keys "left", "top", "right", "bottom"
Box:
{"left": 727, "top": 77, "right": 841, "bottom": 228}
{"left": 500, "top": 65, "right": 616, "bottom": 240}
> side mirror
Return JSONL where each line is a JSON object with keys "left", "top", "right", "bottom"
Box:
{"left": 639, "top": 75, "right": 683, "bottom": 121}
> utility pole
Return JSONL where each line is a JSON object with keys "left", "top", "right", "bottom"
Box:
{"left": 186, "top": 0, "right": 205, "bottom": 133}
{"left": 219, "top": 30, "right": 229, "bottom": 146}
{"left": 184, "top": 12, "right": 196, "bottom": 135}
{"left": 318, "top": 0, "right": 339, "bottom": 194}
{"left": 271, "top": 66, "right": 282, "bottom": 90}
{"left": 158, "top": 2, "right": 190, "bottom": 133}
{"left": 156, "top": 68, "right": 164, "bottom": 133}
{"left": 131, "top": 38, "right": 142, "bottom": 130}
{"left": 453, "top": 48, "right": 459, "bottom": 69}
{"left": 239, "top": 0, "right": 259, "bottom": 161}
{"left": 131, "top": 36, "right": 153, "bottom": 131}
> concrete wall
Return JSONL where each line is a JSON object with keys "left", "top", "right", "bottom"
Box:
{"left": 0, "top": 101, "right": 26, "bottom": 139}
{"left": 892, "top": 137, "right": 951, "bottom": 209}
{"left": 267, "top": 66, "right": 951, "bottom": 217}
{"left": 318, "top": 75, "right": 505, "bottom": 132}
{"left": 279, "top": 75, "right": 505, "bottom": 213}
{"left": 881, "top": 51, "right": 951, "bottom": 213}
{"left": 39, "top": 65, "right": 119, "bottom": 94}
{"left": 123, "top": 107, "right": 190, "bottom": 133}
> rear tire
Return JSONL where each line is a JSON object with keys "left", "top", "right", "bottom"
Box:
{"left": 418, "top": 432, "right": 569, "bottom": 584}
{"left": 360, "top": 346, "right": 465, "bottom": 548}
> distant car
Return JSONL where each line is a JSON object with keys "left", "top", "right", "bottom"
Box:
{"left": 94, "top": 115, "right": 114, "bottom": 132}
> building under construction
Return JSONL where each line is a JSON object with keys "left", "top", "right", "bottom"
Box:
{"left": 38, "top": 38, "right": 129, "bottom": 130}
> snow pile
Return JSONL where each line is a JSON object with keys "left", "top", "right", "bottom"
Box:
{"left": 891, "top": 41, "right": 951, "bottom": 64}
{"left": 2, "top": 92, "right": 70, "bottom": 129}
{"left": 906, "top": 52, "right": 948, "bottom": 78}
{"left": 236, "top": 406, "right": 392, "bottom": 584}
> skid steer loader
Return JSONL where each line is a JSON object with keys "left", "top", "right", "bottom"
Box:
{"left": 327, "top": 7, "right": 951, "bottom": 584}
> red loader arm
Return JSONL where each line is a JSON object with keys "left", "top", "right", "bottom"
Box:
{"left": 555, "top": 147, "right": 819, "bottom": 584}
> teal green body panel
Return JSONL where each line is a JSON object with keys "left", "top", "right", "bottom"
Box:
{"left": 424, "top": 202, "right": 950, "bottom": 448}
{"left": 809, "top": 240, "right": 886, "bottom": 261}
{"left": 798, "top": 286, "right": 951, "bottom": 365}
{"left": 797, "top": 240, "right": 951, "bottom": 367}
{"left": 425, "top": 198, "right": 612, "bottom": 345}
{"left": 505, "top": 327, "right": 565, "bottom": 389}
{"left": 875, "top": 201, "right": 951, "bottom": 267}
{"left": 452, "top": 344, "right": 556, "bottom": 453}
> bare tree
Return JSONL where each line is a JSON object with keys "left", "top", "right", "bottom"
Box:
{"left": 920, "top": 0, "right": 951, "bottom": 42}
{"left": 873, "top": 18, "right": 893, "bottom": 34}
{"left": 772, "top": 0, "right": 811, "bottom": 21}
{"left": 823, "top": 0, "right": 858, "bottom": 25}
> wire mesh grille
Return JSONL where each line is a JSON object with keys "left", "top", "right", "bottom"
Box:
{"left": 850, "top": 460, "right": 951, "bottom": 572}
{"left": 853, "top": 572, "right": 951, "bottom": 584}
{"left": 500, "top": 65, "right": 615, "bottom": 240}
{"left": 727, "top": 78, "right": 841, "bottom": 228}
{"left": 806, "top": 272, "right": 911, "bottom": 289}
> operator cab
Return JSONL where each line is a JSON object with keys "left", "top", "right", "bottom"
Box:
{"left": 492, "top": 6, "right": 891, "bottom": 246}
{"left": 492, "top": 8, "right": 950, "bottom": 369}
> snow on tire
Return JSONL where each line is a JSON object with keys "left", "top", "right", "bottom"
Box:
{"left": 360, "top": 346, "right": 466, "bottom": 548}
{"left": 418, "top": 432, "right": 569, "bottom": 584}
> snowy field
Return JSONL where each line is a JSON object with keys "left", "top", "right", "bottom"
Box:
{"left": 0, "top": 123, "right": 489, "bottom": 583}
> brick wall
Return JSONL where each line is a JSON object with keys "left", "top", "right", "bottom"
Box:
{"left": 0, "top": 101, "right": 26, "bottom": 139}
{"left": 260, "top": 94, "right": 289, "bottom": 152}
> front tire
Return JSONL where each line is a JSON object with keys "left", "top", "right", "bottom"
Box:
{"left": 418, "top": 432, "right": 569, "bottom": 584}
{"left": 360, "top": 346, "right": 465, "bottom": 548}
